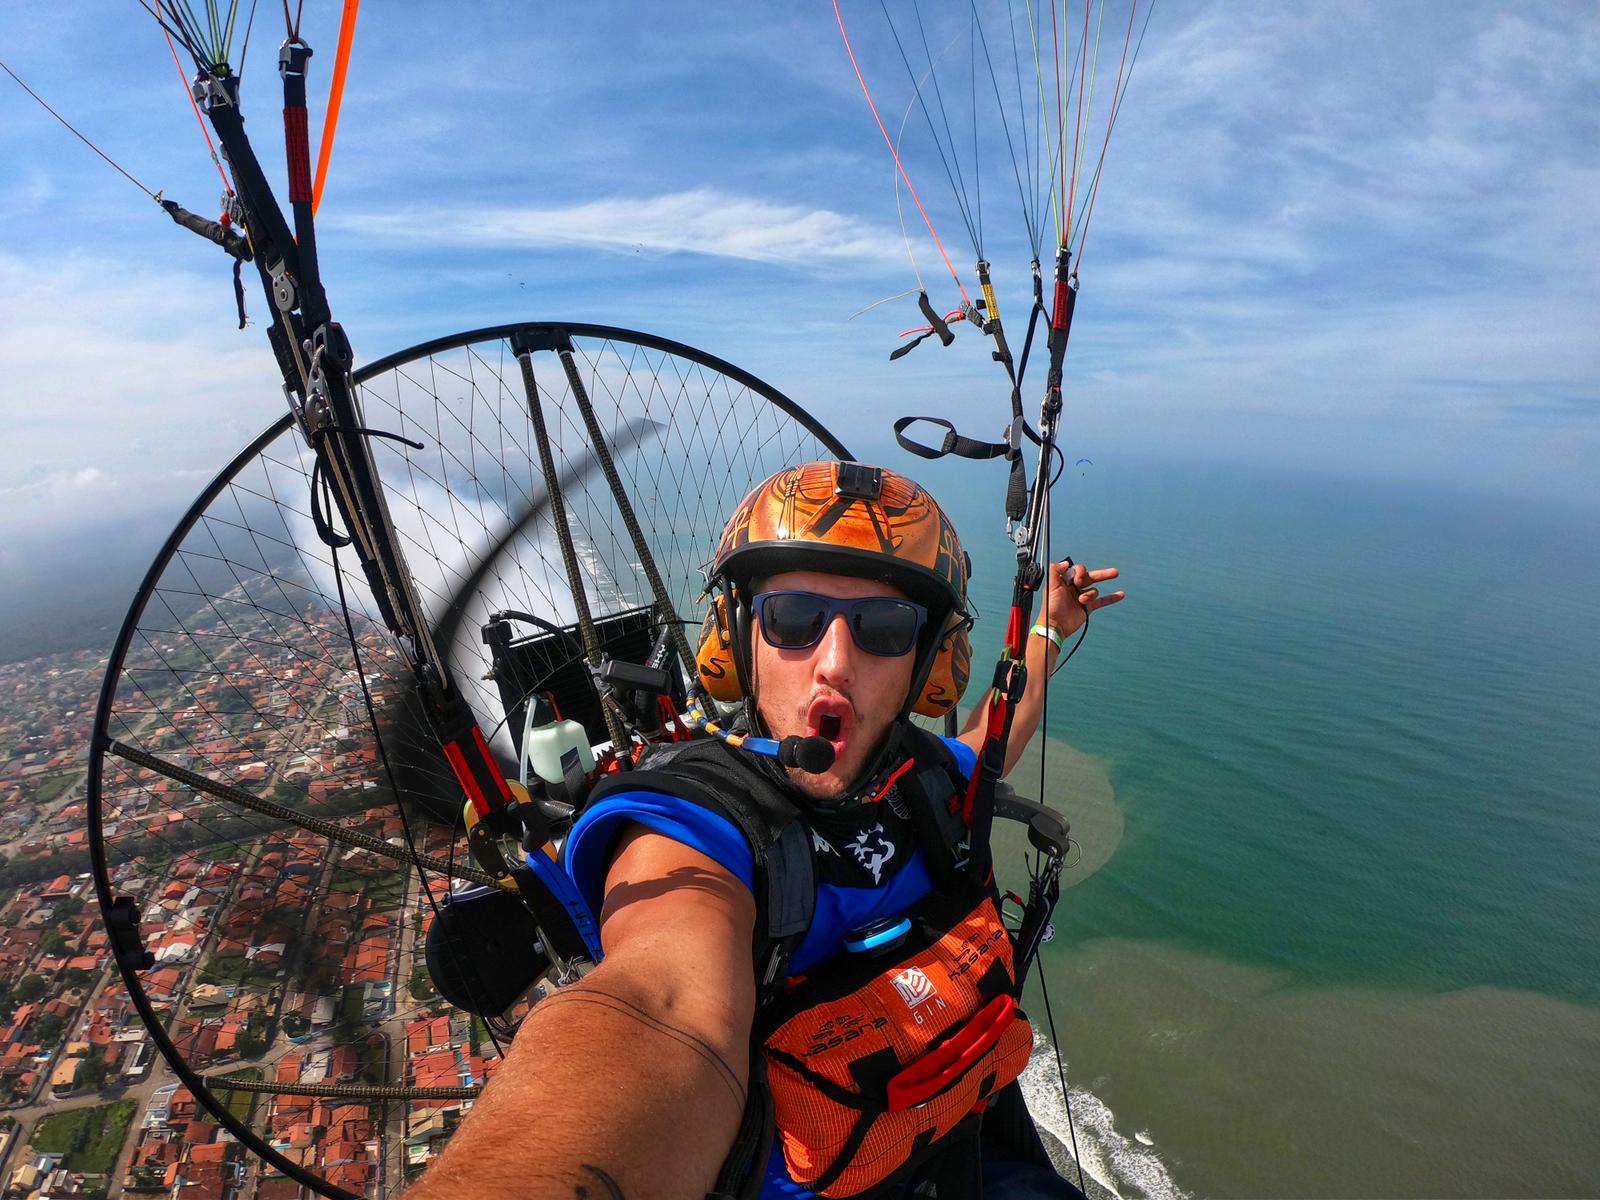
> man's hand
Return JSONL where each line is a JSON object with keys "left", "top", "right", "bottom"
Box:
{"left": 1039, "top": 559, "right": 1124, "bottom": 640}
{"left": 958, "top": 557, "right": 1126, "bottom": 775}
{"left": 405, "top": 828, "right": 755, "bottom": 1200}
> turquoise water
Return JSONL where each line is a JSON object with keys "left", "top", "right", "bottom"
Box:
{"left": 943, "top": 455, "right": 1600, "bottom": 1000}
{"left": 901, "top": 451, "right": 1600, "bottom": 1196}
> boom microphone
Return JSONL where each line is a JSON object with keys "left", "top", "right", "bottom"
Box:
{"left": 682, "top": 696, "right": 837, "bottom": 774}
{"left": 778, "top": 734, "right": 837, "bottom": 774}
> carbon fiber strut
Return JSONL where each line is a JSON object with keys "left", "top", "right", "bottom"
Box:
{"left": 555, "top": 341, "right": 696, "bottom": 678}
{"left": 512, "top": 334, "right": 632, "bottom": 756}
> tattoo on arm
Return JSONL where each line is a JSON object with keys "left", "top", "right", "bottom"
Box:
{"left": 575, "top": 1164, "right": 626, "bottom": 1199}
{"left": 546, "top": 984, "right": 747, "bottom": 1112}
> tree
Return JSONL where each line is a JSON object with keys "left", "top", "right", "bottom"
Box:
{"left": 13, "top": 974, "right": 47, "bottom": 1003}
{"left": 409, "top": 964, "right": 435, "bottom": 1002}
{"left": 235, "top": 1010, "right": 271, "bottom": 1058}
{"left": 31, "top": 1013, "right": 65, "bottom": 1044}
{"left": 132, "top": 1164, "right": 165, "bottom": 1189}
{"left": 78, "top": 1054, "right": 111, "bottom": 1089}
{"left": 38, "top": 928, "right": 68, "bottom": 956}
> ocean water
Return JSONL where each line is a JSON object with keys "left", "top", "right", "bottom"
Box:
{"left": 921, "top": 453, "right": 1600, "bottom": 1198}
{"left": 13, "top": 433, "right": 1596, "bottom": 1195}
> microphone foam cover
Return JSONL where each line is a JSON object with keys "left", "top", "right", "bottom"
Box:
{"left": 778, "top": 734, "right": 836, "bottom": 775}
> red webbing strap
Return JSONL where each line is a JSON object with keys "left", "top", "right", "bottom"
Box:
{"left": 963, "top": 684, "right": 1010, "bottom": 825}
{"left": 866, "top": 758, "right": 916, "bottom": 805}
{"left": 962, "top": 599, "right": 1032, "bottom": 883}
{"left": 442, "top": 741, "right": 488, "bottom": 818}
{"left": 887, "top": 994, "right": 1018, "bottom": 1112}
{"left": 1052, "top": 276, "right": 1073, "bottom": 331}
{"left": 1003, "top": 603, "right": 1027, "bottom": 659}
{"left": 283, "top": 106, "right": 312, "bottom": 204}
{"left": 963, "top": 603, "right": 1028, "bottom": 822}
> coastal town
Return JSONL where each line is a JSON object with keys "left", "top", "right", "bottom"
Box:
{"left": 0, "top": 616, "right": 505, "bottom": 1198}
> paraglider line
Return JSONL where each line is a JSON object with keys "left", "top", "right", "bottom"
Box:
{"left": 835, "top": 0, "right": 972, "bottom": 305}
{"left": 1072, "top": 0, "right": 1154, "bottom": 267}
{"left": 1, "top": 59, "right": 157, "bottom": 200}
{"left": 237, "top": 0, "right": 262, "bottom": 74}
{"left": 156, "top": 0, "right": 236, "bottom": 199}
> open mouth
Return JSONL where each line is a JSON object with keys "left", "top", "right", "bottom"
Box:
{"left": 806, "top": 697, "right": 853, "bottom": 758}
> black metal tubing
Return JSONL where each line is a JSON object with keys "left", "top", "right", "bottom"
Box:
{"left": 358, "top": 321, "right": 852, "bottom": 462}
{"left": 84, "top": 414, "right": 355, "bottom": 1200}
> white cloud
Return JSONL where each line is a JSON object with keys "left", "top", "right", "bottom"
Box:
{"left": 339, "top": 188, "right": 906, "bottom": 268}
{"left": 0, "top": 465, "right": 118, "bottom": 503}
{"left": 0, "top": 252, "right": 284, "bottom": 536}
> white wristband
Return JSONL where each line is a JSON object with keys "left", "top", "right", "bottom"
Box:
{"left": 1031, "top": 623, "right": 1065, "bottom": 654}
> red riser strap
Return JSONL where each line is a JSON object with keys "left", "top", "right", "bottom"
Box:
{"left": 283, "top": 106, "right": 312, "bottom": 204}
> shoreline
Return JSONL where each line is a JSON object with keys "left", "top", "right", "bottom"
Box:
{"left": 1026, "top": 936, "right": 1600, "bottom": 1198}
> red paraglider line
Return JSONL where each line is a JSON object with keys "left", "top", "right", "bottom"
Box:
{"left": 897, "top": 310, "right": 968, "bottom": 339}
{"left": 156, "top": 0, "right": 234, "bottom": 201}
{"left": 834, "top": 0, "right": 971, "bottom": 307}
{"left": 1051, "top": 0, "right": 1064, "bottom": 245}
{"left": 1065, "top": 0, "right": 1091, "bottom": 251}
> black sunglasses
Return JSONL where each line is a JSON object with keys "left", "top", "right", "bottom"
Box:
{"left": 751, "top": 590, "right": 928, "bottom": 658}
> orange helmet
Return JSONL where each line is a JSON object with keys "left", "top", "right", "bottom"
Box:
{"left": 695, "top": 461, "right": 972, "bottom": 718}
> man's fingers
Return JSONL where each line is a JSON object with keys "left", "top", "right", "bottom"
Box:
{"left": 1055, "top": 561, "right": 1118, "bottom": 581}
{"left": 1089, "top": 590, "right": 1126, "bottom": 611}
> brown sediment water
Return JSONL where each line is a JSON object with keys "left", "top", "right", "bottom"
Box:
{"left": 997, "top": 735, "right": 1600, "bottom": 1198}
{"left": 992, "top": 732, "right": 1123, "bottom": 889}
{"left": 1026, "top": 937, "right": 1600, "bottom": 1199}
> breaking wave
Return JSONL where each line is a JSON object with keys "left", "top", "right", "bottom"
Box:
{"left": 1020, "top": 1029, "right": 1190, "bottom": 1200}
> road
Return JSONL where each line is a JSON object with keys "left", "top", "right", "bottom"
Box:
{"left": 0, "top": 1056, "right": 177, "bottom": 1198}
{"left": 1, "top": 774, "right": 86, "bottom": 860}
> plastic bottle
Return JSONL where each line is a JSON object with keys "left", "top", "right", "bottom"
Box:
{"left": 521, "top": 715, "right": 596, "bottom": 788}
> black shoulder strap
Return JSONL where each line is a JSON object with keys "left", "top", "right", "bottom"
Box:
{"left": 892, "top": 727, "right": 975, "bottom": 895}
{"left": 588, "top": 738, "right": 815, "bottom": 962}
{"left": 590, "top": 740, "right": 804, "bottom": 1200}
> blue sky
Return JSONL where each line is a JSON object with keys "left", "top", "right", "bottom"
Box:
{"left": 2, "top": 0, "right": 1597, "bottom": 573}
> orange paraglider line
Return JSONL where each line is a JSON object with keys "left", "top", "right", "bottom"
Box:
{"left": 312, "top": 0, "right": 359, "bottom": 215}
{"left": 897, "top": 310, "right": 969, "bottom": 339}
{"left": 156, "top": 0, "right": 234, "bottom": 200}
{"left": 834, "top": 0, "right": 972, "bottom": 306}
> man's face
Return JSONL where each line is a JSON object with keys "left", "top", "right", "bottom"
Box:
{"left": 750, "top": 569, "right": 918, "bottom": 802}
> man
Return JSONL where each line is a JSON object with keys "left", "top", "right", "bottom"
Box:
{"left": 408, "top": 461, "right": 1123, "bottom": 1199}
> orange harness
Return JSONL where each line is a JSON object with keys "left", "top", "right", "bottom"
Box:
{"left": 761, "top": 892, "right": 1033, "bottom": 1197}
{"left": 594, "top": 728, "right": 1054, "bottom": 1199}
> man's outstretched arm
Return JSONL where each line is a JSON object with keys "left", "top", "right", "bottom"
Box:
{"left": 959, "top": 559, "right": 1124, "bottom": 775}
{"left": 406, "top": 826, "right": 756, "bottom": 1200}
